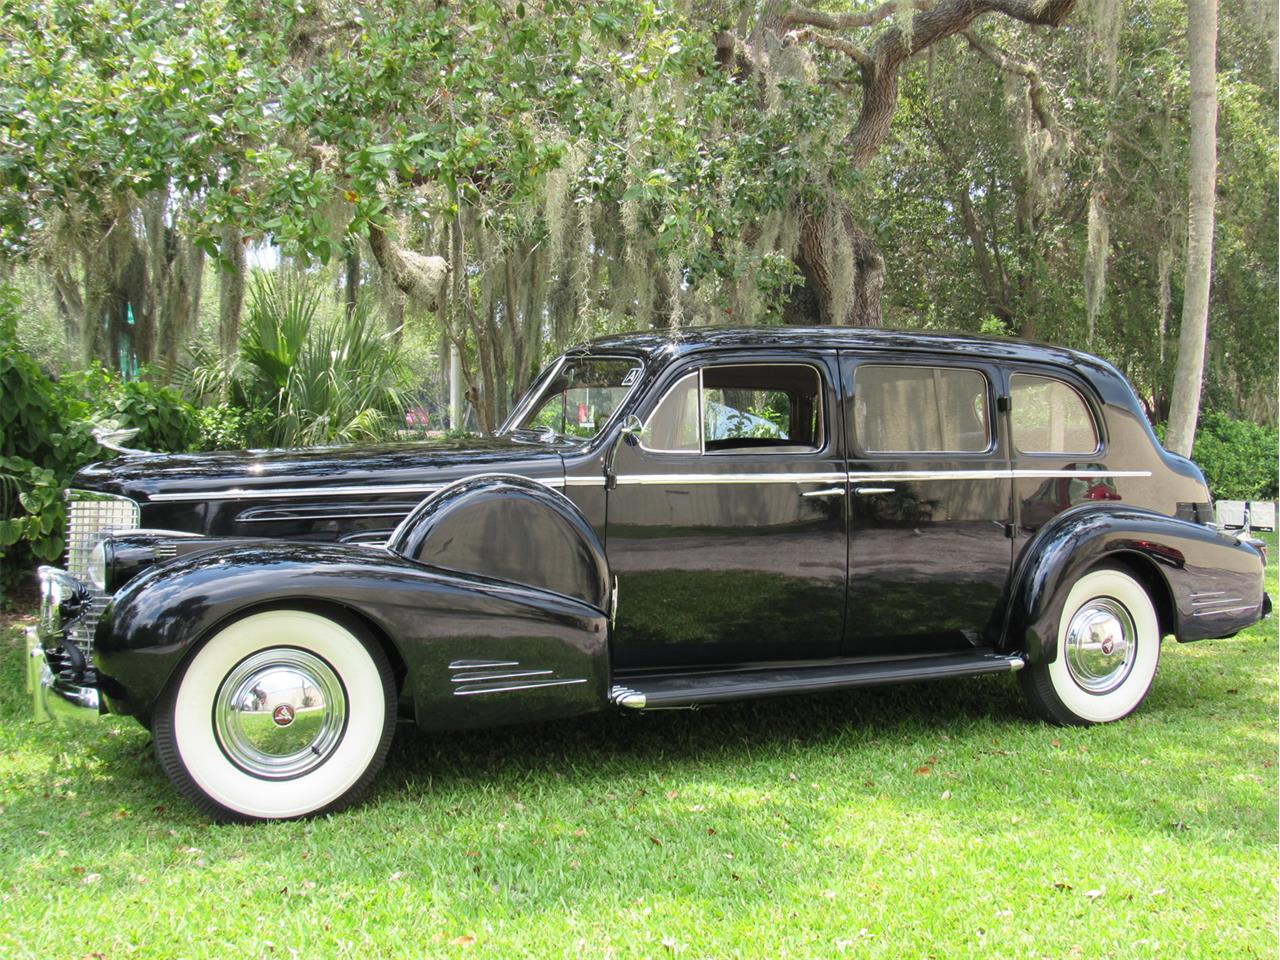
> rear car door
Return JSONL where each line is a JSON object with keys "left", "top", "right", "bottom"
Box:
{"left": 605, "top": 352, "right": 848, "bottom": 668}
{"left": 840, "top": 353, "right": 1015, "bottom": 655}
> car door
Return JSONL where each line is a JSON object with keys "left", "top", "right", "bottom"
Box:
{"left": 840, "top": 353, "right": 1015, "bottom": 656}
{"left": 605, "top": 352, "right": 848, "bottom": 669}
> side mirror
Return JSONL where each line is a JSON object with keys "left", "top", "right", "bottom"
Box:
{"left": 619, "top": 414, "right": 644, "bottom": 445}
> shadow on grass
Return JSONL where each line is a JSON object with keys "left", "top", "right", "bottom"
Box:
{"left": 1, "top": 624, "right": 1275, "bottom": 910}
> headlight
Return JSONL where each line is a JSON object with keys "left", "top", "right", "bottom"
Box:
{"left": 87, "top": 539, "right": 112, "bottom": 592}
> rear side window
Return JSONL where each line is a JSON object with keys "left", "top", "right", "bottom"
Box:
{"left": 1010, "top": 374, "right": 1099, "bottom": 454}
{"left": 854, "top": 365, "right": 990, "bottom": 454}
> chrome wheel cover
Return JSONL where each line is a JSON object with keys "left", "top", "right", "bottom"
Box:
{"left": 213, "top": 648, "right": 347, "bottom": 780}
{"left": 1064, "top": 597, "right": 1137, "bottom": 695}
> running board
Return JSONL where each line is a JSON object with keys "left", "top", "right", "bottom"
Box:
{"left": 610, "top": 651, "right": 1025, "bottom": 710}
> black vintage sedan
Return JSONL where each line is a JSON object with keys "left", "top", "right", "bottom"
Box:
{"left": 28, "top": 328, "right": 1271, "bottom": 821}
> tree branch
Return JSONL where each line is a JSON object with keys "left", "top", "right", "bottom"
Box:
{"left": 789, "top": 28, "right": 874, "bottom": 68}
{"left": 842, "top": 0, "right": 1076, "bottom": 166}
{"left": 962, "top": 29, "right": 1054, "bottom": 131}
{"left": 781, "top": 1, "right": 932, "bottom": 33}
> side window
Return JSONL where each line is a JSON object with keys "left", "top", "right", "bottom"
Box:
{"left": 642, "top": 372, "right": 700, "bottom": 452}
{"left": 642, "top": 364, "right": 824, "bottom": 454}
{"left": 854, "top": 365, "right": 990, "bottom": 454}
{"left": 1010, "top": 374, "right": 1099, "bottom": 454}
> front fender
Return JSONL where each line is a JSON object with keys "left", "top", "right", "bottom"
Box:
{"left": 94, "top": 542, "right": 609, "bottom": 730}
{"left": 1010, "top": 506, "right": 1267, "bottom": 663}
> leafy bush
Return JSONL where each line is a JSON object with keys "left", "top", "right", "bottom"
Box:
{"left": 102, "top": 379, "right": 202, "bottom": 453}
{"left": 194, "top": 404, "right": 274, "bottom": 450}
{"left": 1190, "top": 412, "right": 1279, "bottom": 502}
{"left": 0, "top": 289, "right": 98, "bottom": 595}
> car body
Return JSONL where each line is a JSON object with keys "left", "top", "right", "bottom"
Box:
{"left": 28, "top": 327, "right": 1271, "bottom": 820}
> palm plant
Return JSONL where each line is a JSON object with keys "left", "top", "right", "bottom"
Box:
{"left": 188, "top": 273, "right": 412, "bottom": 448}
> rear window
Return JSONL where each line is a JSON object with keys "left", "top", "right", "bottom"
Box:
{"left": 1010, "top": 374, "right": 1099, "bottom": 454}
{"left": 854, "top": 365, "right": 990, "bottom": 454}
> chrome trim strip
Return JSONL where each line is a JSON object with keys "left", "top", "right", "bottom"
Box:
{"left": 854, "top": 486, "right": 896, "bottom": 495}
{"left": 1191, "top": 597, "right": 1245, "bottom": 608}
{"left": 614, "top": 469, "right": 1151, "bottom": 486}
{"left": 449, "top": 659, "right": 521, "bottom": 669}
{"left": 849, "top": 469, "right": 1152, "bottom": 481}
{"left": 237, "top": 510, "right": 414, "bottom": 523}
{"left": 149, "top": 476, "right": 567, "bottom": 502}
{"left": 615, "top": 471, "right": 847, "bottom": 486}
{"left": 1192, "top": 604, "right": 1257, "bottom": 617}
{"left": 149, "top": 467, "right": 1151, "bottom": 501}
{"left": 453, "top": 678, "right": 588, "bottom": 696}
{"left": 450, "top": 670, "right": 554, "bottom": 683}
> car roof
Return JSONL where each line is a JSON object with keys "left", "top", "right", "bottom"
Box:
{"left": 571, "top": 326, "right": 1136, "bottom": 406}
{"left": 582, "top": 325, "right": 1092, "bottom": 369}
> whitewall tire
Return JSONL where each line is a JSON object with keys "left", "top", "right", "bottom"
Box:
{"left": 152, "top": 609, "right": 396, "bottom": 822}
{"left": 1019, "top": 566, "right": 1161, "bottom": 726}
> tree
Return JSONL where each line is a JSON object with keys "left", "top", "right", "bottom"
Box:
{"left": 1165, "top": 0, "right": 1218, "bottom": 456}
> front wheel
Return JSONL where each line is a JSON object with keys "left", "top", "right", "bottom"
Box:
{"left": 1019, "top": 566, "right": 1161, "bottom": 726}
{"left": 152, "top": 609, "right": 396, "bottom": 822}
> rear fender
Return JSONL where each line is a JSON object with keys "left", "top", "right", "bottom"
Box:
{"left": 1008, "top": 505, "right": 1267, "bottom": 663}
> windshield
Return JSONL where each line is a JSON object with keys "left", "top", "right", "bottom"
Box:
{"left": 509, "top": 356, "right": 643, "bottom": 440}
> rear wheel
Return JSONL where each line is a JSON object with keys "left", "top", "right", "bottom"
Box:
{"left": 1019, "top": 566, "right": 1161, "bottom": 726}
{"left": 152, "top": 609, "right": 396, "bottom": 822}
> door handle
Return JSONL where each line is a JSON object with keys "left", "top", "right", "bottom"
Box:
{"left": 855, "top": 486, "right": 896, "bottom": 495}
{"left": 802, "top": 487, "right": 846, "bottom": 498}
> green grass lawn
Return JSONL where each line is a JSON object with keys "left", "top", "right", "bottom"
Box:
{"left": 1, "top": 538, "right": 1275, "bottom": 959}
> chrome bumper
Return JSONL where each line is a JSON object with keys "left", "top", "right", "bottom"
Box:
{"left": 25, "top": 626, "right": 105, "bottom": 724}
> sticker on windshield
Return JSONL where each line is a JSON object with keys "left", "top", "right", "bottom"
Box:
{"left": 622, "top": 368, "right": 639, "bottom": 386}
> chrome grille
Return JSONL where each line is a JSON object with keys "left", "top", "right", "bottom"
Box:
{"left": 63, "top": 490, "right": 140, "bottom": 664}
{"left": 66, "top": 490, "right": 141, "bottom": 580}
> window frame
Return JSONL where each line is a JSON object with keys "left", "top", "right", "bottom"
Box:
{"left": 850, "top": 361, "right": 997, "bottom": 458}
{"left": 503, "top": 352, "right": 646, "bottom": 442}
{"left": 1007, "top": 371, "right": 1104, "bottom": 458}
{"left": 638, "top": 360, "right": 830, "bottom": 457}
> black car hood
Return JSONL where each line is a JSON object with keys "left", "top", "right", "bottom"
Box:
{"left": 74, "top": 437, "right": 569, "bottom": 503}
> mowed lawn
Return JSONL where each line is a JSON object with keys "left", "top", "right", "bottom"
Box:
{"left": 1, "top": 538, "right": 1275, "bottom": 959}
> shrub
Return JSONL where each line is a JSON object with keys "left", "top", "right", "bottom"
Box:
{"left": 1190, "top": 412, "right": 1279, "bottom": 502}
{"left": 0, "top": 289, "right": 97, "bottom": 596}
{"left": 195, "top": 404, "right": 274, "bottom": 450}
{"left": 103, "top": 379, "right": 202, "bottom": 453}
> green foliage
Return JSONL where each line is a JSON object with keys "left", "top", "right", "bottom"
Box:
{"left": 101, "top": 380, "right": 202, "bottom": 454}
{"left": 0, "top": 287, "right": 97, "bottom": 590}
{"left": 193, "top": 404, "right": 272, "bottom": 451}
{"left": 193, "top": 274, "right": 412, "bottom": 448}
{"left": 1189, "top": 412, "right": 1279, "bottom": 501}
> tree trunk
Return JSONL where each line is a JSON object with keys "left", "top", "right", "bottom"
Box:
{"left": 218, "top": 224, "right": 246, "bottom": 368}
{"left": 1166, "top": 0, "right": 1218, "bottom": 457}
{"left": 344, "top": 245, "right": 360, "bottom": 319}
{"left": 789, "top": 193, "right": 884, "bottom": 326}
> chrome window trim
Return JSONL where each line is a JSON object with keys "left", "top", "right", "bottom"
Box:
{"left": 637, "top": 360, "right": 828, "bottom": 458}
{"left": 499, "top": 356, "right": 565, "bottom": 434}
{"left": 638, "top": 370, "right": 702, "bottom": 455}
{"left": 502, "top": 353, "right": 645, "bottom": 443}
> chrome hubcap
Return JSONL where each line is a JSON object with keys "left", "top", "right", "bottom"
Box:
{"left": 213, "top": 649, "right": 346, "bottom": 779}
{"left": 1064, "top": 598, "right": 1136, "bottom": 695}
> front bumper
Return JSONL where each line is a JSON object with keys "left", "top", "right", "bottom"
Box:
{"left": 26, "top": 627, "right": 106, "bottom": 723}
